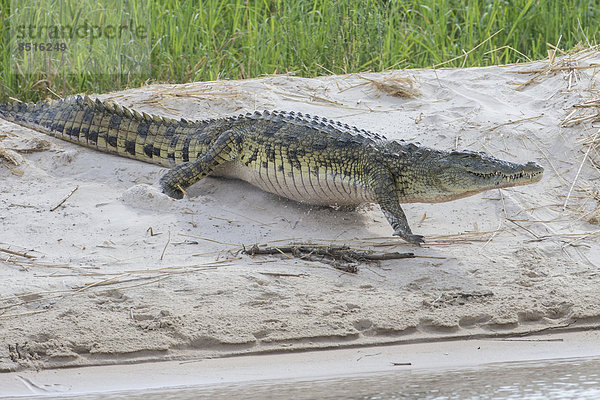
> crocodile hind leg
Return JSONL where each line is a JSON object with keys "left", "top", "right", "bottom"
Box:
{"left": 160, "top": 129, "right": 242, "bottom": 199}
{"left": 368, "top": 167, "right": 424, "bottom": 245}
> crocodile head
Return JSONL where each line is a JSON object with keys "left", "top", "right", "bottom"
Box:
{"left": 400, "top": 148, "right": 544, "bottom": 203}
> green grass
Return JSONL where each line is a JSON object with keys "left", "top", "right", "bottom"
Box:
{"left": 1, "top": 0, "right": 599, "bottom": 102}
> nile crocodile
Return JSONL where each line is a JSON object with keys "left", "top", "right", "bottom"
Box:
{"left": 0, "top": 95, "right": 543, "bottom": 244}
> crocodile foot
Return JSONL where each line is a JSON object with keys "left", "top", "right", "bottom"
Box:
{"left": 159, "top": 179, "right": 184, "bottom": 200}
{"left": 393, "top": 231, "right": 424, "bottom": 246}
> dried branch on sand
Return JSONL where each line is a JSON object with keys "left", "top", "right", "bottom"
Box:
{"left": 243, "top": 244, "right": 415, "bottom": 273}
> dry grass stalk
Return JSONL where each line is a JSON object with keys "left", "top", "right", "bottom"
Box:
{"left": 160, "top": 231, "right": 171, "bottom": 261}
{"left": 7, "top": 137, "right": 52, "bottom": 154}
{"left": 0, "top": 147, "right": 23, "bottom": 166}
{"left": 50, "top": 186, "right": 79, "bottom": 212}
{"left": 488, "top": 114, "right": 543, "bottom": 131}
{"left": 514, "top": 44, "right": 599, "bottom": 91}
{"left": 0, "top": 136, "right": 25, "bottom": 175}
{"left": 0, "top": 247, "right": 36, "bottom": 259}
{"left": 562, "top": 98, "right": 600, "bottom": 127}
{"left": 425, "top": 229, "right": 505, "bottom": 245}
{"left": 0, "top": 309, "right": 49, "bottom": 319}
{"left": 485, "top": 45, "right": 532, "bottom": 63}
{"left": 358, "top": 74, "right": 420, "bottom": 98}
{"left": 0, "top": 128, "right": 51, "bottom": 171}
{"left": 433, "top": 29, "right": 503, "bottom": 69}
{"left": 563, "top": 129, "right": 599, "bottom": 211}
{"left": 561, "top": 75, "right": 600, "bottom": 224}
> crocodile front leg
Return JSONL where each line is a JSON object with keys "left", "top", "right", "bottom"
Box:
{"left": 160, "top": 129, "right": 242, "bottom": 199}
{"left": 368, "top": 167, "right": 424, "bottom": 245}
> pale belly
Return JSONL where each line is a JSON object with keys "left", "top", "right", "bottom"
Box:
{"left": 213, "top": 162, "right": 375, "bottom": 206}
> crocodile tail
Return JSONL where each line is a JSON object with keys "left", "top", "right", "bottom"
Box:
{"left": 0, "top": 96, "right": 202, "bottom": 167}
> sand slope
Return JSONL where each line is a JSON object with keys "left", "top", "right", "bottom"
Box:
{"left": 1, "top": 51, "right": 599, "bottom": 371}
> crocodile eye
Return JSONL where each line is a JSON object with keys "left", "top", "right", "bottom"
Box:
{"left": 450, "top": 150, "right": 483, "bottom": 159}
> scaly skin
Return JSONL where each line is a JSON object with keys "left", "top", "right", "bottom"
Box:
{"left": 0, "top": 96, "right": 544, "bottom": 244}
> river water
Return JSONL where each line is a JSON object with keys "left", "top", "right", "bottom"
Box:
{"left": 14, "top": 356, "right": 599, "bottom": 400}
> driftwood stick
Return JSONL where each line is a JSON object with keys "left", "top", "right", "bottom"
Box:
{"left": 243, "top": 244, "right": 415, "bottom": 273}
{"left": 244, "top": 245, "right": 414, "bottom": 260}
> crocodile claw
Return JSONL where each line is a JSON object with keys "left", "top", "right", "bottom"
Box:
{"left": 393, "top": 231, "right": 424, "bottom": 246}
{"left": 159, "top": 180, "right": 184, "bottom": 200}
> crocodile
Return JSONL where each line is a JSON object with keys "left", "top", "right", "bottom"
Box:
{"left": 0, "top": 95, "right": 543, "bottom": 244}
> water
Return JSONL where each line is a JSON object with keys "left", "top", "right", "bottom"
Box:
{"left": 14, "top": 356, "right": 600, "bottom": 400}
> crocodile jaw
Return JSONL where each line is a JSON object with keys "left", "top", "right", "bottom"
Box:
{"left": 395, "top": 147, "right": 544, "bottom": 203}
{"left": 432, "top": 160, "right": 544, "bottom": 202}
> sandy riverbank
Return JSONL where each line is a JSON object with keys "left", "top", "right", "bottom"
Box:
{"left": 1, "top": 330, "right": 599, "bottom": 397}
{"left": 0, "top": 50, "right": 599, "bottom": 371}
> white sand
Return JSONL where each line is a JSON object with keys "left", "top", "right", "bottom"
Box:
{"left": 1, "top": 51, "right": 599, "bottom": 371}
